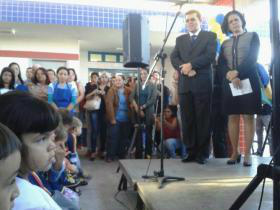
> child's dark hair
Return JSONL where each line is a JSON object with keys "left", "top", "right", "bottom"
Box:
{"left": 0, "top": 122, "right": 21, "bottom": 160}
{"left": 58, "top": 109, "right": 74, "bottom": 126}
{"left": 0, "top": 91, "right": 60, "bottom": 139}
{"left": 0, "top": 67, "right": 15, "bottom": 89}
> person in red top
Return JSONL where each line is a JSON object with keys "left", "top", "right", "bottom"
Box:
{"left": 156, "top": 105, "right": 187, "bottom": 158}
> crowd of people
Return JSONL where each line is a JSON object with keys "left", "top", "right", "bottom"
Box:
{"left": 0, "top": 61, "right": 185, "bottom": 162}
{"left": 0, "top": 9, "right": 273, "bottom": 210}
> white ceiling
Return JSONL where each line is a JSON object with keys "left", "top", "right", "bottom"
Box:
{"left": 0, "top": 22, "right": 179, "bottom": 53}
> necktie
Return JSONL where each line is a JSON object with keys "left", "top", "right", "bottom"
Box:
{"left": 191, "top": 35, "right": 197, "bottom": 44}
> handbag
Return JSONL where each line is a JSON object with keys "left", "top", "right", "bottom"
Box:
{"left": 83, "top": 95, "right": 101, "bottom": 111}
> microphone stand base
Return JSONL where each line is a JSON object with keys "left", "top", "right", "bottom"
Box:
{"left": 142, "top": 171, "right": 185, "bottom": 189}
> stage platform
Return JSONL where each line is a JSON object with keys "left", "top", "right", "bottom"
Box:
{"left": 118, "top": 157, "right": 273, "bottom": 210}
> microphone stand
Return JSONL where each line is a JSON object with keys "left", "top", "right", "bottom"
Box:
{"left": 142, "top": 6, "right": 185, "bottom": 189}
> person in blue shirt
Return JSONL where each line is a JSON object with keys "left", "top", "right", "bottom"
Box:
{"left": 48, "top": 67, "right": 77, "bottom": 113}
{"left": 106, "top": 75, "right": 132, "bottom": 162}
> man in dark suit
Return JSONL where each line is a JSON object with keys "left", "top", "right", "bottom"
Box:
{"left": 170, "top": 10, "right": 217, "bottom": 164}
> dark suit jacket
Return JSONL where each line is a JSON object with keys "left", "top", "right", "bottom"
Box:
{"left": 170, "top": 31, "right": 217, "bottom": 94}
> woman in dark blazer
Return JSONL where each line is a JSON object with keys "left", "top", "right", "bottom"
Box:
{"left": 130, "top": 68, "right": 157, "bottom": 158}
{"left": 217, "top": 10, "right": 261, "bottom": 166}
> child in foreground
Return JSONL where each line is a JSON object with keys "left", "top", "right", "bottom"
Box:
{"left": 0, "top": 91, "right": 62, "bottom": 210}
{"left": 0, "top": 123, "right": 21, "bottom": 210}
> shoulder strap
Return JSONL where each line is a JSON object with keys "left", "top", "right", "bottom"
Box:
{"left": 30, "top": 172, "right": 52, "bottom": 196}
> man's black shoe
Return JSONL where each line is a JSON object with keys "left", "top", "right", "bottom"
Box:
{"left": 181, "top": 154, "right": 195, "bottom": 163}
{"left": 196, "top": 157, "right": 206, "bottom": 164}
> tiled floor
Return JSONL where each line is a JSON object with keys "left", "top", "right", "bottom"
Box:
{"left": 79, "top": 158, "right": 137, "bottom": 210}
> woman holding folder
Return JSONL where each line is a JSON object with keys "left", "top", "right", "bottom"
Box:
{"left": 217, "top": 10, "right": 261, "bottom": 167}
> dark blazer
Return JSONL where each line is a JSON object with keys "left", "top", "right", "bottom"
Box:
{"left": 129, "top": 82, "right": 157, "bottom": 124}
{"left": 170, "top": 31, "right": 217, "bottom": 94}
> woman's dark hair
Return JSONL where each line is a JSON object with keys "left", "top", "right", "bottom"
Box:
{"left": 47, "top": 69, "right": 56, "bottom": 74}
{"left": 68, "top": 68, "right": 78, "bottom": 81}
{"left": 8, "top": 62, "right": 24, "bottom": 85}
{"left": 0, "top": 67, "right": 15, "bottom": 89}
{"left": 90, "top": 72, "right": 99, "bottom": 78}
{"left": 165, "top": 105, "right": 178, "bottom": 118}
{"left": 221, "top": 10, "right": 246, "bottom": 35}
{"left": 56, "top": 66, "right": 69, "bottom": 75}
{"left": 0, "top": 122, "right": 21, "bottom": 160}
{"left": 33, "top": 67, "right": 50, "bottom": 85}
{"left": 0, "top": 91, "right": 60, "bottom": 139}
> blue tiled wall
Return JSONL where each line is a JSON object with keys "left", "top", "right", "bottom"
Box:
{"left": 0, "top": 0, "right": 184, "bottom": 30}
{"left": 0, "top": 0, "right": 211, "bottom": 32}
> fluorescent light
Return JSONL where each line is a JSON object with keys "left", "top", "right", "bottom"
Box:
{"left": 0, "top": 28, "right": 16, "bottom": 35}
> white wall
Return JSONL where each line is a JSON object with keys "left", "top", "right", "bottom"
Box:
{"left": 0, "top": 36, "right": 79, "bottom": 54}
{"left": 0, "top": 36, "right": 80, "bottom": 80}
{"left": 80, "top": 50, "right": 92, "bottom": 85}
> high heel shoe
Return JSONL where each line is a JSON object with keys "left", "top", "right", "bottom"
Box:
{"left": 227, "top": 154, "right": 241, "bottom": 165}
{"left": 243, "top": 155, "right": 252, "bottom": 167}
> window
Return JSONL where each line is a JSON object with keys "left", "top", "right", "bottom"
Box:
{"left": 88, "top": 52, "right": 123, "bottom": 63}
